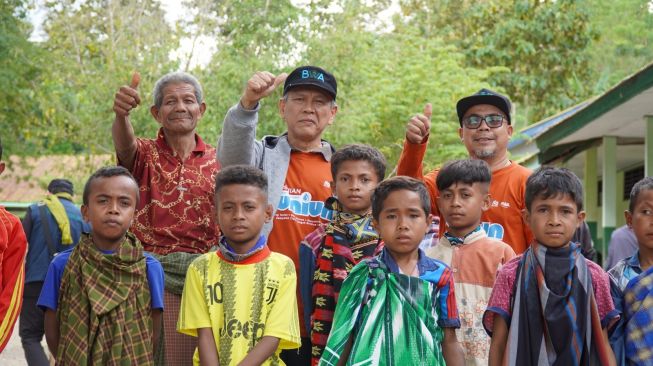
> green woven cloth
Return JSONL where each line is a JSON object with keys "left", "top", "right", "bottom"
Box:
{"left": 319, "top": 259, "right": 445, "bottom": 366}
{"left": 148, "top": 251, "right": 206, "bottom": 295}
{"left": 57, "top": 233, "right": 154, "bottom": 365}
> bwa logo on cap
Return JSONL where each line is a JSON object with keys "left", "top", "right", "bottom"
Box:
{"left": 301, "top": 69, "right": 325, "bottom": 82}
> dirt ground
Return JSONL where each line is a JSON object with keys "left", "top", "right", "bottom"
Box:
{"left": 0, "top": 318, "right": 51, "bottom": 366}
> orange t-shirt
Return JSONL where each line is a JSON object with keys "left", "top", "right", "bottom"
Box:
{"left": 266, "top": 151, "right": 333, "bottom": 336}
{"left": 397, "top": 139, "right": 534, "bottom": 254}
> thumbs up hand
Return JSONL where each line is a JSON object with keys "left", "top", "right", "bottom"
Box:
{"left": 240, "top": 71, "right": 288, "bottom": 110}
{"left": 406, "top": 103, "right": 432, "bottom": 144}
{"left": 113, "top": 72, "right": 142, "bottom": 118}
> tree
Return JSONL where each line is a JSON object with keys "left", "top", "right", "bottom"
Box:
{"left": 181, "top": 0, "right": 307, "bottom": 142}
{"left": 30, "top": 0, "right": 178, "bottom": 154}
{"left": 398, "top": 0, "right": 597, "bottom": 126}
{"left": 586, "top": 0, "right": 653, "bottom": 92}
{"left": 0, "top": 0, "right": 43, "bottom": 155}
{"left": 303, "top": 2, "right": 493, "bottom": 169}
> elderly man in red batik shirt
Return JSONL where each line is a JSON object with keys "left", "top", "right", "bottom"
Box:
{"left": 112, "top": 72, "right": 219, "bottom": 366}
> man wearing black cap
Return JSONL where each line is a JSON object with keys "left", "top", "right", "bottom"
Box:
{"left": 218, "top": 66, "right": 338, "bottom": 364}
{"left": 20, "top": 179, "right": 88, "bottom": 365}
{"left": 397, "top": 89, "right": 533, "bottom": 255}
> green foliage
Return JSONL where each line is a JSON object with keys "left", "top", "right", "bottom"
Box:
{"left": 399, "top": 0, "right": 597, "bottom": 126}
{"left": 586, "top": 0, "right": 653, "bottom": 92}
{"left": 33, "top": 0, "right": 178, "bottom": 154}
{"left": 305, "top": 19, "right": 492, "bottom": 169}
{"left": 0, "top": 0, "right": 650, "bottom": 173}
{"left": 0, "top": 0, "right": 42, "bottom": 155}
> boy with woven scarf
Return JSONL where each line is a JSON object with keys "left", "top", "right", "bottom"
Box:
{"left": 298, "top": 144, "right": 386, "bottom": 365}
{"left": 607, "top": 176, "right": 653, "bottom": 365}
{"left": 38, "top": 166, "right": 165, "bottom": 365}
{"left": 177, "top": 165, "right": 301, "bottom": 365}
{"left": 426, "top": 159, "right": 515, "bottom": 365}
{"left": 320, "top": 176, "right": 465, "bottom": 366}
{"left": 483, "top": 166, "right": 618, "bottom": 366}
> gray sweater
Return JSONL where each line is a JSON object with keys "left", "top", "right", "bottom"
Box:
{"left": 217, "top": 103, "right": 333, "bottom": 236}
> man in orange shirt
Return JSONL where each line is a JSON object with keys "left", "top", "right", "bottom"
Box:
{"left": 397, "top": 89, "right": 533, "bottom": 254}
{"left": 218, "top": 66, "right": 338, "bottom": 365}
{"left": 0, "top": 136, "right": 28, "bottom": 353}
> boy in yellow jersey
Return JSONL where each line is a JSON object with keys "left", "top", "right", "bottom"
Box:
{"left": 178, "top": 165, "right": 300, "bottom": 365}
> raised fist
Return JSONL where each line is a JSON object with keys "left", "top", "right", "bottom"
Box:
{"left": 240, "top": 71, "right": 287, "bottom": 110}
{"left": 406, "top": 103, "right": 432, "bottom": 144}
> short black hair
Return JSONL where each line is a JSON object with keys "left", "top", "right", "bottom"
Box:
{"left": 436, "top": 159, "right": 491, "bottom": 191}
{"left": 372, "top": 176, "right": 430, "bottom": 221}
{"left": 331, "top": 144, "right": 387, "bottom": 182}
{"left": 525, "top": 166, "right": 583, "bottom": 212}
{"left": 83, "top": 166, "right": 139, "bottom": 205}
{"left": 629, "top": 176, "right": 653, "bottom": 212}
{"left": 215, "top": 165, "right": 268, "bottom": 203}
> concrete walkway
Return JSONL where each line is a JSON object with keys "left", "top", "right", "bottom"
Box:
{"left": 0, "top": 317, "right": 51, "bottom": 366}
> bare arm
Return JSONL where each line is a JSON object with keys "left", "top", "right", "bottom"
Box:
{"left": 198, "top": 327, "right": 220, "bottom": 366}
{"left": 336, "top": 334, "right": 354, "bottom": 366}
{"left": 488, "top": 315, "right": 508, "bottom": 366}
{"left": 237, "top": 336, "right": 279, "bottom": 366}
{"left": 151, "top": 309, "right": 162, "bottom": 356}
{"left": 602, "top": 327, "right": 617, "bottom": 366}
{"left": 44, "top": 309, "right": 59, "bottom": 357}
{"left": 112, "top": 73, "right": 141, "bottom": 171}
{"left": 441, "top": 328, "right": 464, "bottom": 366}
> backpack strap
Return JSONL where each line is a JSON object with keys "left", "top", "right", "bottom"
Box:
{"left": 38, "top": 204, "right": 58, "bottom": 260}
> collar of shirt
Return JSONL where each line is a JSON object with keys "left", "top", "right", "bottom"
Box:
{"left": 283, "top": 133, "right": 333, "bottom": 161}
{"left": 443, "top": 225, "right": 485, "bottom": 246}
{"left": 155, "top": 128, "right": 208, "bottom": 156}
{"left": 380, "top": 247, "right": 438, "bottom": 275}
{"left": 218, "top": 236, "right": 267, "bottom": 263}
{"left": 626, "top": 251, "right": 643, "bottom": 273}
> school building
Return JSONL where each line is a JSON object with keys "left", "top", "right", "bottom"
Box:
{"left": 509, "top": 61, "right": 653, "bottom": 261}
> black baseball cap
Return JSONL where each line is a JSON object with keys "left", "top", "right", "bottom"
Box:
{"left": 456, "top": 88, "right": 512, "bottom": 126}
{"left": 283, "top": 66, "right": 337, "bottom": 100}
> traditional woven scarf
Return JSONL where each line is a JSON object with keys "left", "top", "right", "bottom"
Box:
{"left": 507, "top": 242, "right": 611, "bottom": 366}
{"left": 43, "top": 193, "right": 73, "bottom": 244}
{"left": 623, "top": 264, "right": 653, "bottom": 364}
{"left": 56, "top": 233, "right": 153, "bottom": 365}
{"left": 311, "top": 198, "right": 381, "bottom": 365}
{"left": 319, "top": 257, "right": 445, "bottom": 366}
{"left": 443, "top": 225, "right": 482, "bottom": 246}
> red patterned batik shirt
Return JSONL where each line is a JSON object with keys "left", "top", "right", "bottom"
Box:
{"left": 123, "top": 129, "right": 220, "bottom": 254}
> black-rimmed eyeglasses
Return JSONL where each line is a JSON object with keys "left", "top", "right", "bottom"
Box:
{"left": 462, "top": 114, "right": 506, "bottom": 129}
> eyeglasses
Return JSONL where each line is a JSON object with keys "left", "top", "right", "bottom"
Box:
{"left": 462, "top": 114, "right": 506, "bottom": 129}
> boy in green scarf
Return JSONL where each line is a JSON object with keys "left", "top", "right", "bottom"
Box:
{"left": 320, "top": 176, "right": 464, "bottom": 365}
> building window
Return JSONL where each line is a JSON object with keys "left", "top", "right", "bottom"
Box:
{"left": 624, "top": 166, "right": 645, "bottom": 200}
